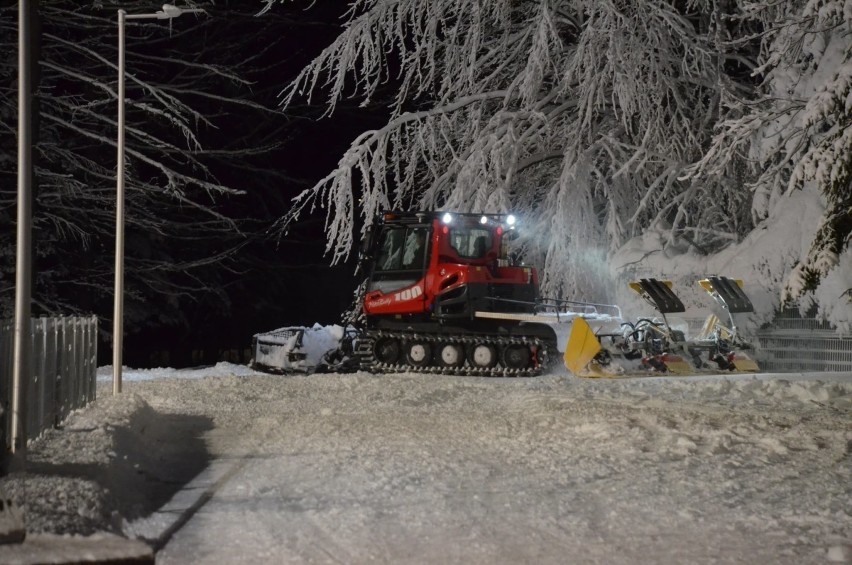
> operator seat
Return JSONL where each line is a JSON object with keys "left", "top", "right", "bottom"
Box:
{"left": 472, "top": 236, "right": 488, "bottom": 258}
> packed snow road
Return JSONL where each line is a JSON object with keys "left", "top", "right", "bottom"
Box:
{"left": 4, "top": 367, "right": 850, "bottom": 564}
{"left": 131, "top": 369, "right": 850, "bottom": 564}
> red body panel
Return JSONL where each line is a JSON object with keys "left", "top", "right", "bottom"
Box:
{"left": 363, "top": 218, "right": 538, "bottom": 317}
{"left": 364, "top": 280, "right": 428, "bottom": 315}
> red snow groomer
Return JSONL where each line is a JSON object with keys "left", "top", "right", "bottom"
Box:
{"left": 251, "top": 211, "right": 760, "bottom": 379}
{"left": 353, "top": 211, "right": 620, "bottom": 376}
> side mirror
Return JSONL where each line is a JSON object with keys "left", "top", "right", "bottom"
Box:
{"left": 360, "top": 225, "right": 375, "bottom": 258}
{"left": 355, "top": 226, "right": 376, "bottom": 277}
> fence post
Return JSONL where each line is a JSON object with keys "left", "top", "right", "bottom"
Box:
{"left": 89, "top": 316, "right": 98, "bottom": 402}
{"left": 1, "top": 319, "right": 12, "bottom": 454}
{"left": 72, "top": 318, "right": 80, "bottom": 411}
{"left": 81, "top": 318, "right": 89, "bottom": 404}
{"left": 26, "top": 317, "right": 40, "bottom": 442}
{"left": 45, "top": 317, "right": 55, "bottom": 429}
{"left": 36, "top": 317, "right": 45, "bottom": 434}
{"left": 80, "top": 317, "right": 90, "bottom": 403}
{"left": 58, "top": 317, "right": 67, "bottom": 422}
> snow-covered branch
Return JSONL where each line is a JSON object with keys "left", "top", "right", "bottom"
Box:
{"left": 271, "top": 0, "right": 851, "bottom": 321}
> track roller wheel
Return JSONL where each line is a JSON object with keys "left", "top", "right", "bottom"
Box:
{"left": 374, "top": 337, "right": 401, "bottom": 364}
{"left": 437, "top": 342, "right": 465, "bottom": 368}
{"left": 502, "top": 343, "right": 531, "bottom": 369}
{"left": 468, "top": 343, "right": 498, "bottom": 368}
{"left": 404, "top": 340, "right": 432, "bottom": 367}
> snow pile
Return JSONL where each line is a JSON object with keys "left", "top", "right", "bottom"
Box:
{"left": 97, "top": 361, "right": 257, "bottom": 382}
{"left": 0, "top": 393, "right": 153, "bottom": 535}
{"left": 1, "top": 386, "right": 213, "bottom": 538}
{"left": 584, "top": 373, "right": 852, "bottom": 412}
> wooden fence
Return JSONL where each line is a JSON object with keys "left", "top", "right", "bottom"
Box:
{"left": 1, "top": 316, "right": 98, "bottom": 448}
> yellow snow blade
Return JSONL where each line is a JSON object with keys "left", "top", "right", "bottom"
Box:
{"left": 661, "top": 355, "right": 693, "bottom": 374}
{"left": 732, "top": 356, "right": 760, "bottom": 372}
{"left": 564, "top": 317, "right": 603, "bottom": 375}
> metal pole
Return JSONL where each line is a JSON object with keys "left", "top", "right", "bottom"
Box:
{"left": 111, "top": 6, "right": 205, "bottom": 395}
{"left": 11, "top": 0, "right": 33, "bottom": 458}
{"left": 113, "top": 9, "right": 126, "bottom": 395}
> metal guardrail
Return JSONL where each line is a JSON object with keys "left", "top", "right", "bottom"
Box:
{"left": 675, "top": 309, "right": 852, "bottom": 373}
{"left": 1, "top": 316, "right": 98, "bottom": 447}
{"left": 752, "top": 306, "right": 852, "bottom": 372}
{"left": 754, "top": 332, "right": 852, "bottom": 372}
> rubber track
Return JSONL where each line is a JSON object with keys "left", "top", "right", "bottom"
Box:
{"left": 356, "top": 330, "right": 551, "bottom": 377}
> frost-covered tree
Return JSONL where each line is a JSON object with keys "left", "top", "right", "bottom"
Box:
{"left": 688, "top": 0, "right": 851, "bottom": 309}
{"left": 267, "top": 0, "right": 760, "bottom": 302}
{"left": 0, "top": 1, "right": 299, "bottom": 333}
{"left": 268, "top": 0, "right": 850, "bottom": 322}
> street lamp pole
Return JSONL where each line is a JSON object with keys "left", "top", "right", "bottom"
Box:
{"left": 114, "top": 5, "right": 204, "bottom": 395}
{"left": 11, "top": 0, "right": 33, "bottom": 458}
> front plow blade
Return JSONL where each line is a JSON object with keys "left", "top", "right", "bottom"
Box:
{"left": 732, "top": 356, "right": 759, "bottom": 372}
{"left": 711, "top": 352, "right": 759, "bottom": 373}
{"left": 656, "top": 354, "right": 693, "bottom": 375}
{"left": 564, "top": 317, "right": 603, "bottom": 375}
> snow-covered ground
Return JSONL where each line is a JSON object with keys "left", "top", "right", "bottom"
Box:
{"left": 1, "top": 363, "right": 850, "bottom": 564}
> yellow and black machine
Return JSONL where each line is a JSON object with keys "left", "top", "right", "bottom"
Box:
{"left": 564, "top": 275, "right": 760, "bottom": 378}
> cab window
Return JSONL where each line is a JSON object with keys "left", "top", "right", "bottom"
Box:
{"left": 449, "top": 228, "right": 492, "bottom": 259}
{"left": 374, "top": 227, "right": 429, "bottom": 273}
{"left": 369, "top": 226, "right": 430, "bottom": 294}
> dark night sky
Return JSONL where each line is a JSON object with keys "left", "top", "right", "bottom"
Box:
{"left": 136, "top": 1, "right": 387, "bottom": 366}
{"left": 0, "top": 2, "right": 392, "bottom": 368}
{"left": 118, "top": 2, "right": 390, "bottom": 367}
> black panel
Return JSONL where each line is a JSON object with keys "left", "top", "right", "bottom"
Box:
{"left": 708, "top": 276, "right": 754, "bottom": 313}
{"left": 639, "top": 279, "right": 686, "bottom": 313}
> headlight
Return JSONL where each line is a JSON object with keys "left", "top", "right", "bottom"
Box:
{"left": 442, "top": 213, "right": 453, "bottom": 224}
{"left": 506, "top": 214, "right": 516, "bottom": 226}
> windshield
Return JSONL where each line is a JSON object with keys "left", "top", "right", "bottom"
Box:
{"left": 374, "top": 227, "right": 429, "bottom": 272}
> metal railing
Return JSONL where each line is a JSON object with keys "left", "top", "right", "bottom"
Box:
{"left": 753, "top": 307, "right": 852, "bottom": 372}
{"left": 1, "top": 316, "right": 98, "bottom": 446}
{"left": 674, "top": 309, "right": 852, "bottom": 373}
{"left": 754, "top": 333, "right": 852, "bottom": 372}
